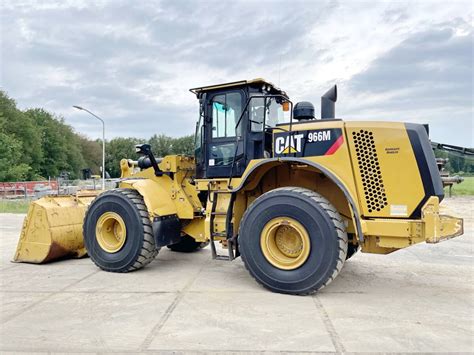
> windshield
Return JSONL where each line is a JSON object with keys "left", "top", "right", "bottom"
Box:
{"left": 249, "top": 97, "right": 290, "bottom": 132}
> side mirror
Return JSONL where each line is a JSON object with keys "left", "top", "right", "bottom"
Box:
{"left": 135, "top": 144, "right": 162, "bottom": 176}
{"left": 135, "top": 143, "right": 152, "bottom": 155}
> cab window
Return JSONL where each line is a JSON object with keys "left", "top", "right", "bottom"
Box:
{"left": 250, "top": 97, "right": 290, "bottom": 132}
{"left": 212, "top": 92, "right": 242, "bottom": 138}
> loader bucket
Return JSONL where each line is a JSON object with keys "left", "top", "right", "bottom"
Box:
{"left": 13, "top": 191, "right": 100, "bottom": 264}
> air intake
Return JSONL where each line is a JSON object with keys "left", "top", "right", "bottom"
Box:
{"left": 352, "top": 130, "right": 388, "bottom": 213}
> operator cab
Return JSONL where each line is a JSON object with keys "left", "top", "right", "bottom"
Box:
{"left": 190, "top": 78, "right": 291, "bottom": 179}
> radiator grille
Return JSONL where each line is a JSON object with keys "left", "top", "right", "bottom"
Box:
{"left": 352, "top": 130, "right": 388, "bottom": 213}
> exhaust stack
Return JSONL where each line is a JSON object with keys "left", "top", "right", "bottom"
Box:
{"left": 321, "top": 85, "right": 337, "bottom": 119}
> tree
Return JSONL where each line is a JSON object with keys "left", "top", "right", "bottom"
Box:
{"left": 78, "top": 136, "right": 102, "bottom": 175}
{"left": 148, "top": 134, "right": 194, "bottom": 156}
{"left": 0, "top": 89, "right": 197, "bottom": 182}
{"left": 171, "top": 135, "right": 194, "bottom": 155}
{"left": 25, "top": 108, "right": 85, "bottom": 179}
{"left": 434, "top": 148, "right": 473, "bottom": 174}
{"left": 0, "top": 92, "right": 43, "bottom": 179}
{"left": 59, "top": 120, "right": 86, "bottom": 179}
{"left": 0, "top": 131, "right": 30, "bottom": 181}
{"left": 148, "top": 134, "right": 174, "bottom": 157}
{"left": 106, "top": 137, "right": 141, "bottom": 178}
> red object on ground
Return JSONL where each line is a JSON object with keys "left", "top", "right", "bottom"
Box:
{"left": 0, "top": 181, "right": 58, "bottom": 196}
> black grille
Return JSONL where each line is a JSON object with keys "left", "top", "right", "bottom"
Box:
{"left": 352, "top": 130, "right": 388, "bottom": 213}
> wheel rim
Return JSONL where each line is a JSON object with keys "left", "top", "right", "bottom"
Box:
{"left": 260, "top": 217, "right": 311, "bottom": 270}
{"left": 95, "top": 212, "right": 127, "bottom": 253}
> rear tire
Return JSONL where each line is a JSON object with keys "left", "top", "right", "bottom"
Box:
{"left": 167, "top": 235, "right": 209, "bottom": 253}
{"left": 239, "top": 187, "right": 348, "bottom": 295}
{"left": 83, "top": 189, "right": 158, "bottom": 272}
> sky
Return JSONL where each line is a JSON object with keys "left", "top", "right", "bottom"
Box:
{"left": 0, "top": 0, "right": 472, "bottom": 146}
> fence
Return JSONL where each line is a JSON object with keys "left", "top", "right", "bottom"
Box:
{"left": 0, "top": 179, "right": 117, "bottom": 200}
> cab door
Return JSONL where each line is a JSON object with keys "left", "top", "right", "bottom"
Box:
{"left": 205, "top": 90, "right": 245, "bottom": 178}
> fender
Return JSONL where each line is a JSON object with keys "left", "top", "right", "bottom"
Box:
{"left": 231, "top": 157, "right": 364, "bottom": 241}
{"left": 120, "top": 178, "right": 178, "bottom": 218}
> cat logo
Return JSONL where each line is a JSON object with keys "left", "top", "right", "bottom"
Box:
{"left": 274, "top": 134, "right": 304, "bottom": 154}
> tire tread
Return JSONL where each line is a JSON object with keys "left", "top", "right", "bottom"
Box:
{"left": 240, "top": 186, "right": 348, "bottom": 295}
{"left": 84, "top": 188, "right": 159, "bottom": 273}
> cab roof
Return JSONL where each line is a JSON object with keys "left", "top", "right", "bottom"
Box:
{"left": 189, "top": 78, "right": 287, "bottom": 97}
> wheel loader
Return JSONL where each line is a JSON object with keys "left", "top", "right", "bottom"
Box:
{"left": 14, "top": 79, "right": 464, "bottom": 295}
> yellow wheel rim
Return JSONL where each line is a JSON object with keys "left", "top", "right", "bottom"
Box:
{"left": 260, "top": 217, "right": 311, "bottom": 270}
{"left": 95, "top": 212, "right": 127, "bottom": 253}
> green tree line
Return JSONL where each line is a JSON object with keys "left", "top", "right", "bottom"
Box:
{"left": 0, "top": 90, "right": 194, "bottom": 181}
{"left": 434, "top": 149, "right": 474, "bottom": 175}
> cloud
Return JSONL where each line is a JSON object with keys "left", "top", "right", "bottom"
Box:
{"left": 340, "top": 20, "right": 473, "bottom": 145}
{"left": 0, "top": 0, "right": 472, "bottom": 146}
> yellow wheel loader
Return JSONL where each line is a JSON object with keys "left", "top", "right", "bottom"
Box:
{"left": 14, "top": 79, "right": 464, "bottom": 295}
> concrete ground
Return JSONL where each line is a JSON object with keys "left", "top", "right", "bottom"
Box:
{"left": 0, "top": 197, "right": 472, "bottom": 354}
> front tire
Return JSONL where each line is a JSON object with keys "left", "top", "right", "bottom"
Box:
{"left": 83, "top": 189, "right": 158, "bottom": 272}
{"left": 239, "top": 187, "right": 348, "bottom": 295}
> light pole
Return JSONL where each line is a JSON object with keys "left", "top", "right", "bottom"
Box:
{"left": 73, "top": 106, "right": 106, "bottom": 190}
